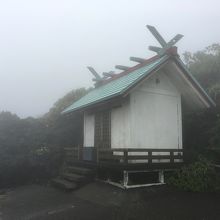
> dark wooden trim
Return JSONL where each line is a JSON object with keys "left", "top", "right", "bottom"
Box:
{"left": 170, "top": 151, "right": 174, "bottom": 163}
{"left": 148, "top": 150, "right": 152, "bottom": 164}
{"left": 98, "top": 148, "right": 183, "bottom": 167}
{"left": 98, "top": 148, "right": 182, "bottom": 152}
{"left": 64, "top": 147, "right": 184, "bottom": 170}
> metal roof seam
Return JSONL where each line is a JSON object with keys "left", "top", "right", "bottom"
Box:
{"left": 62, "top": 54, "right": 213, "bottom": 114}
{"left": 62, "top": 56, "right": 168, "bottom": 114}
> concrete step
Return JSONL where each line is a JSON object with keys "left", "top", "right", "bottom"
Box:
{"left": 66, "top": 166, "right": 94, "bottom": 176}
{"left": 51, "top": 164, "right": 96, "bottom": 191}
{"left": 51, "top": 178, "right": 77, "bottom": 190}
{"left": 62, "top": 173, "right": 85, "bottom": 183}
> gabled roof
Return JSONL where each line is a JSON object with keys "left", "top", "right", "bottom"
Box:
{"left": 62, "top": 55, "right": 169, "bottom": 114}
{"left": 62, "top": 54, "right": 215, "bottom": 114}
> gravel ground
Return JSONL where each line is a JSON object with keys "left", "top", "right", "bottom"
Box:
{"left": 0, "top": 182, "right": 220, "bottom": 220}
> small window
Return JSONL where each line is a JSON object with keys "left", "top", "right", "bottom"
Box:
{"left": 94, "top": 110, "right": 111, "bottom": 149}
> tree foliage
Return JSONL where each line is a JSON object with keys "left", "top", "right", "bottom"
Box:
{"left": 168, "top": 156, "right": 220, "bottom": 192}
{"left": 0, "top": 43, "right": 220, "bottom": 188}
{"left": 183, "top": 43, "right": 220, "bottom": 162}
{"left": 183, "top": 43, "right": 220, "bottom": 101}
{"left": 42, "top": 87, "right": 89, "bottom": 147}
{"left": 0, "top": 88, "right": 89, "bottom": 187}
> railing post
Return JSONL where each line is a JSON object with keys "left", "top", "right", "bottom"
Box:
{"left": 77, "top": 145, "right": 80, "bottom": 161}
{"left": 148, "top": 150, "right": 152, "bottom": 164}
{"left": 78, "top": 145, "right": 83, "bottom": 161}
{"left": 170, "top": 151, "right": 174, "bottom": 163}
{"left": 97, "top": 147, "right": 99, "bottom": 163}
{"left": 124, "top": 149, "right": 128, "bottom": 164}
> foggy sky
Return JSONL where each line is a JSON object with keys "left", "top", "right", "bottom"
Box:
{"left": 0, "top": 0, "right": 220, "bottom": 118}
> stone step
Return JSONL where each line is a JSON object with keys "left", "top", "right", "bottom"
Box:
{"left": 66, "top": 166, "right": 94, "bottom": 176}
{"left": 62, "top": 172, "right": 85, "bottom": 183}
{"left": 51, "top": 178, "right": 77, "bottom": 190}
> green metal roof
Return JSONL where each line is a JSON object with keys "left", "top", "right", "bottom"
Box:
{"left": 62, "top": 55, "right": 169, "bottom": 114}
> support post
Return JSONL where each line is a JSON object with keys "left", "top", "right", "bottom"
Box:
{"left": 159, "top": 170, "right": 164, "bottom": 184}
{"left": 123, "top": 171, "right": 129, "bottom": 188}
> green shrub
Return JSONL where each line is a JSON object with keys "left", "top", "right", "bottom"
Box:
{"left": 0, "top": 145, "right": 64, "bottom": 188}
{"left": 167, "top": 156, "right": 220, "bottom": 192}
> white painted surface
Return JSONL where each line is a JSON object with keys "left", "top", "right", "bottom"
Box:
{"left": 130, "top": 71, "right": 182, "bottom": 149}
{"left": 111, "top": 100, "right": 131, "bottom": 148}
{"left": 83, "top": 113, "right": 95, "bottom": 147}
{"left": 82, "top": 60, "right": 211, "bottom": 151}
{"left": 84, "top": 68, "right": 183, "bottom": 150}
{"left": 111, "top": 70, "right": 182, "bottom": 150}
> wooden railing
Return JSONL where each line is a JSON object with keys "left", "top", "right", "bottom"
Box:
{"left": 64, "top": 147, "right": 80, "bottom": 161}
{"left": 63, "top": 147, "right": 183, "bottom": 166}
{"left": 98, "top": 148, "right": 183, "bottom": 165}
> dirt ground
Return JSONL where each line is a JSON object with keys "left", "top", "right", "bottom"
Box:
{"left": 0, "top": 182, "right": 220, "bottom": 220}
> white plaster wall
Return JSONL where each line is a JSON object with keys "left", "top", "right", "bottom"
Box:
{"left": 110, "top": 70, "right": 182, "bottom": 150}
{"left": 83, "top": 113, "right": 95, "bottom": 147}
{"left": 130, "top": 71, "right": 182, "bottom": 149}
{"left": 111, "top": 101, "right": 131, "bottom": 148}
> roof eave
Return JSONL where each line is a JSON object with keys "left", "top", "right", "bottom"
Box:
{"left": 173, "top": 57, "right": 216, "bottom": 108}
{"left": 61, "top": 93, "right": 122, "bottom": 114}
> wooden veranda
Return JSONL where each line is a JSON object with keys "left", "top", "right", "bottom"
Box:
{"left": 64, "top": 147, "right": 183, "bottom": 170}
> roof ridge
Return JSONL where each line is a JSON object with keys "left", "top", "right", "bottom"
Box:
{"left": 100, "top": 54, "right": 160, "bottom": 86}
{"left": 62, "top": 55, "right": 169, "bottom": 114}
{"left": 99, "top": 47, "right": 180, "bottom": 87}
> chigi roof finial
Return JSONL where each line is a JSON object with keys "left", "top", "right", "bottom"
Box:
{"left": 146, "top": 25, "right": 183, "bottom": 56}
{"left": 87, "top": 66, "right": 102, "bottom": 82}
{"left": 87, "top": 66, "right": 116, "bottom": 86}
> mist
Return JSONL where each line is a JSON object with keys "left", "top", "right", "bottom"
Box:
{"left": 0, "top": 0, "right": 220, "bottom": 118}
